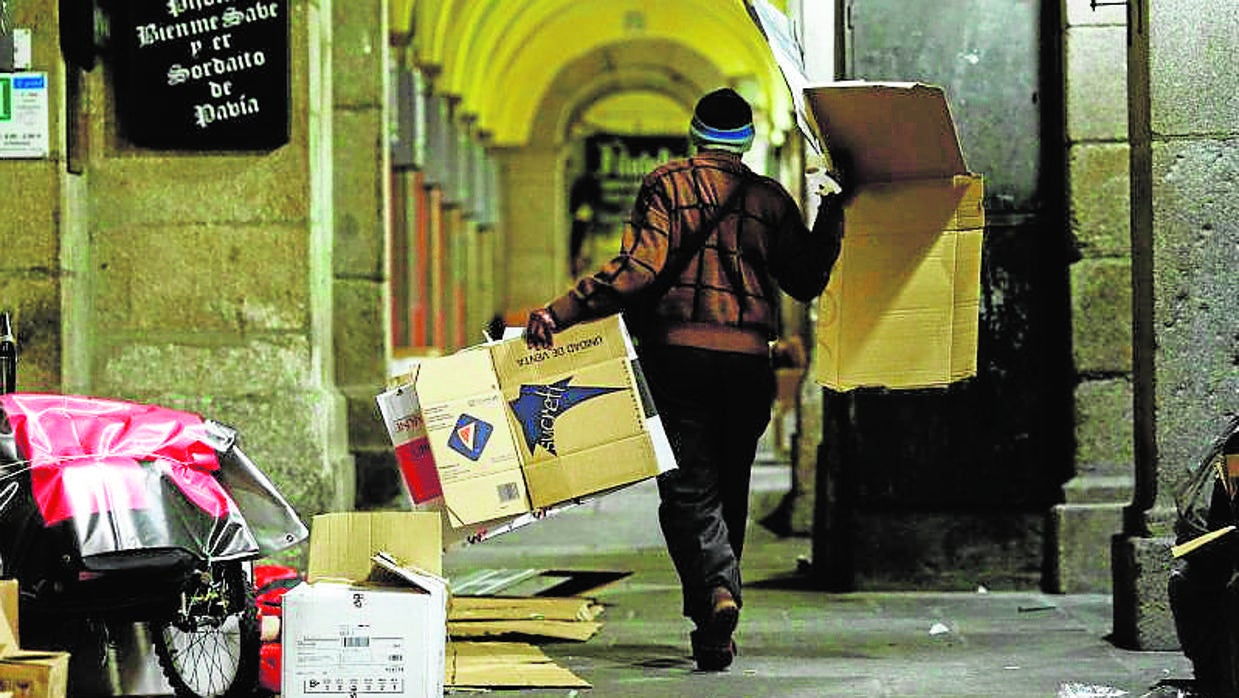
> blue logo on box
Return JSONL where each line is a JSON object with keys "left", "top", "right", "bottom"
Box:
{"left": 447, "top": 414, "right": 493, "bottom": 461}
{"left": 13, "top": 76, "right": 45, "bottom": 90}
{"left": 508, "top": 378, "right": 622, "bottom": 456}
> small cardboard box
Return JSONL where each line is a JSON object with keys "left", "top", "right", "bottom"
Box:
{"left": 805, "top": 82, "right": 985, "bottom": 391}
{"left": 378, "top": 315, "right": 675, "bottom": 530}
{"left": 0, "top": 655, "right": 69, "bottom": 698}
{"left": 282, "top": 553, "right": 448, "bottom": 698}
{"left": 0, "top": 579, "right": 70, "bottom": 698}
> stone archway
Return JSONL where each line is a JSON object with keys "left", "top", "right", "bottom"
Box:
{"left": 499, "top": 39, "right": 728, "bottom": 315}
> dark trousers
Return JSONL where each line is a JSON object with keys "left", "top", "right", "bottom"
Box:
{"left": 639, "top": 344, "right": 774, "bottom": 625}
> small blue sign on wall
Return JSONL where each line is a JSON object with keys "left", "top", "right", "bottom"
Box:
{"left": 0, "top": 72, "right": 50, "bottom": 158}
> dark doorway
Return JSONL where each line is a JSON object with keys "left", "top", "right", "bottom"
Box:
{"left": 813, "top": 0, "right": 1073, "bottom": 590}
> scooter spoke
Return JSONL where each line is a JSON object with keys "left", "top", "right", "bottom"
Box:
{"left": 163, "top": 615, "right": 242, "bottom": 697}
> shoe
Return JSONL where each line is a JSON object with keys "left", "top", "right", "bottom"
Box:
{"left": 691, "top": 630, "right": 736, "bottom": 671}
{"left": 691, "top": 587, "right": 739, "bottom": 671}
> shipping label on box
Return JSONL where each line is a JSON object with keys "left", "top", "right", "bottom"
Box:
{"left": 378, "top": 314, "right": 676, "bottom": 532}
{"left": 282, "top": 558, "right": 447, "bottom": 698}
{"left": 804, "top": 82, "right": 985, "bottom": 391}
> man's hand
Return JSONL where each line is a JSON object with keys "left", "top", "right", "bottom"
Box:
{"left": 524, "top": 308, "right": 558, "bottom": 350}
{"left": 806, "top": 149, "right": 852, "bottom": 201}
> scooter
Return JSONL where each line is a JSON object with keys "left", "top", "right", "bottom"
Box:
{"left": 0, "top": 311, "right": 308, "bottom": 697}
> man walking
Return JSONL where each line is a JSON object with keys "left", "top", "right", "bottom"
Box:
{"left": 525, "top": 87, "right": 846, "bottom": 671}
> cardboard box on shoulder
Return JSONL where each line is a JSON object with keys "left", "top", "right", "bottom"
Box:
{"left": 804, "top": 82, "right": 985, "bottom": 391}
{"left": 377, "top": 314, "right": 676, "bottom": 542}
{"left": 283, "top": 514, "right": 447, "bottom": 698}
{"left": 0, "top": 579, "right": 70, "bottom": 698}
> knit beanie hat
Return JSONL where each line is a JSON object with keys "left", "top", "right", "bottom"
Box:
{"left": 690, "top": 88, "right": 755, "bottom": 154}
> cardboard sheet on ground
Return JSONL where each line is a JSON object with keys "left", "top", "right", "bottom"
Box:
{"left": 804, "top": 82, "right": 985, "bottom": 391}
{"left": 448, "top": 596, "right": 605, "bottom": 642}
{"left": 377, "top": 314, "right": 676, "bottom": 542}
{"left": 451, "top": 596, "right": 604, "bottom": 622}
{"left": 448, "top": 619, "right": 602, "bottom": 642}
{"left": 445, "top": 642, "right": 590, "bottom": 689}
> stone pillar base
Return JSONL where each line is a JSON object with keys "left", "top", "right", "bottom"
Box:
{"left": 1046, "top": 475, "right": 1132, "bottom": 593}
{"left": 1111, "top": 533, "right": 1179, "bottom": 650}
{"left": 1048, "top": 502, "right": 1125, "bottom": 593}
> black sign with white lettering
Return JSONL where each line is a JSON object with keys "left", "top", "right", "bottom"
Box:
{"left": 585, "top": 134, "right": 688, "bottom": 226}
{"left": 107, "top": 0, "right": 290, "bottom": 150}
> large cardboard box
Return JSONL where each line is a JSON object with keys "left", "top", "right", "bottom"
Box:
{"left": 0, "top": 580, "right": 70, "bottom": 698}
{"left": 805, "top": 82, "right": 985, "bottom": 391}
{"left": 377, "top": 315, "right": 675, "bottom": 533}
{"left": 282, "top": 553, "right": 448, "bottom": 698}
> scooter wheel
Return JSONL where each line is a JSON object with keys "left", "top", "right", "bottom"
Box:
{"left": 150, "top": 561, "right": 260, "bottom": 698}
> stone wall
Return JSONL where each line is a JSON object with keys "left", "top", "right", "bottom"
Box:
{"left": 0, "top": 3, "right": 69, "bottom": 394}
{"left": 90, "top": 0, "right": 354, "bottom": 522}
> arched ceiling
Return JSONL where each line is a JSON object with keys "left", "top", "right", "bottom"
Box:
{"left": 390, "top": 0, "right": 792, "bottom": 148}
{"left": 526, "top": 38, "right": 724, "bottom": 148}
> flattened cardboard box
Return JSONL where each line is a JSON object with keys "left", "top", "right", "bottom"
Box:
{"left": 805, "top": 82, "right": 985, "bottom": 391}
{"left": 378, "top": 315, "right": 675, "bottom": 530}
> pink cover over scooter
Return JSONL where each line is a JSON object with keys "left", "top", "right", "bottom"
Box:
{"left": 0, "top": 393, "right": 235, "bottom": 526}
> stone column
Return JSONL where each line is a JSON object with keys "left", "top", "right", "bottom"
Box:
{"left": 1046, "top": 0, "right": 1134, "bottom": 594}
{"left": 83, "top": 0, "right": 353, "bottom": 524}
{"left": 497, "top": 146, "right": 569, "bottom": 314}
{"left": 760, "top": 0, "right": 837, "bottom": 537}
{"left": 1112, "top": 0, "right": 1239, "bottom": 650}
{"left": 329, "top": 0, "right": 395, "bottom": 510}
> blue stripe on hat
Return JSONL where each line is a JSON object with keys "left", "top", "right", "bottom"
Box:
{"left": 691, "top": 119, "right": 755, "bottom": 143}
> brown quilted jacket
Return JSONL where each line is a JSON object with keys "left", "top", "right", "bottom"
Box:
{"left": 547, "top": 151, "right": 843, "bottom": 355}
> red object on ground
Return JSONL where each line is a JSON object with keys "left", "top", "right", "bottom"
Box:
{"left": 255, "top": 564, "right": 301, "bottom": 618}
{"left": 260, "top": 642, "right": 282, "bottom": 694}
{"left": 254, "top": 563, "right": 301, "bottom": 694}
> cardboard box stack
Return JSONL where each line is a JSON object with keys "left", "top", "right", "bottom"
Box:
{"left": 0, "top": 580, "right": 71, "bottom": 698}
{"left": 805, "top": 82, "right": 985, "bottom": 391}
{"left": 281, "top": 512, "right": 595, "bottom": 695}
{"left": 377, "top": 314, "right": 676, "bottom": 547}
{"left": 281, "top": 512, "right": 448, "bottom": 698}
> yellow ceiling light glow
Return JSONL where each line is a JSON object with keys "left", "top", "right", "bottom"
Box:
{"left": 395, "top": 0, "right": 792, "bottom": 148}
{"left": 577, "top": 91, "right": 691, "bottom": 137}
